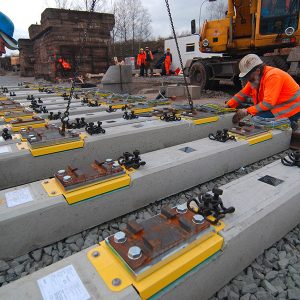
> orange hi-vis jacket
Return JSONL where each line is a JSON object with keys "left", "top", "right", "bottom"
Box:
{"left": 137, "top": 53, "right": 146, "bottom": 66}
{"left": 227, "top": 66, "right": 300, "bottom": 119}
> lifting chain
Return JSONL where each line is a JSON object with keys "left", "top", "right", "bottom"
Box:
{"left": 61, "top": 0, "right": 98, "bottom": 134}
{"left": 164, "top": 0, "right": 194, "bottom": 112}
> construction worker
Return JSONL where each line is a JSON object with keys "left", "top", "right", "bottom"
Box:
{"left": 164, "top": 48, "right": 172, "bottom": 76}
{"left": 227, "top": 54, "right": 300, "bottom": 129}
{"left": 0, "top": 12, "right": 18, "bottom": 56}
{"left": 137, "top": 48, "right": 146, "bottom": 77}
{"left": 145, "top": 46, "right": 154, "bottom": 77}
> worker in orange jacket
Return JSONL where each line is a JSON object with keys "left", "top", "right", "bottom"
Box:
{"left": 227, "top": 54, "right": 300, "bottom": 129}
{"left": 137, "top": 48, "right": 146, "bottom": 77}
{"left": 164, "top": 48, "right": 172, "bottom": 76}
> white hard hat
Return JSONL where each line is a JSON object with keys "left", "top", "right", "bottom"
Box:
{"left": 239, "top": 54, "right": 263, "bottom": 78}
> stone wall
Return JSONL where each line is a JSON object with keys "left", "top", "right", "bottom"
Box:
{"left": 19, "top": 8, "right": 114, "bottom": 81}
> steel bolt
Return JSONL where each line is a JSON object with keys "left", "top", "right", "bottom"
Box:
{"left": 28, "top": 134, "right": 35, "bottom": 138}
{"left": 106, "top": 158, "right": 113, "bottom": 163}
{"left": 112, "top": 278, "right": 122, "bottom": 286}
{"left": 92, "top": 251, "right": 100, "bottom": 257}
{"left": 192, "top": 214, "right": 205, "bottom": 224}
{"left": 176, "top": 204, "right": 187, "bottom": 214}
{"left": 112, "top": 163, "right": 119, "bottom": 168}
{"left": 63, "top": 175, "right": 72, "bottom": 182}
{"left": 114, "top": 231, "right": 127, "bottom": 243}
{"left": 128, "top": 246, "right": 142, "bottom": 260}
{"left": 57, "top": 170, "right": 66, "bottom": 176}
{"left": 30, "top": 137, "right": 37, "bottom": 142}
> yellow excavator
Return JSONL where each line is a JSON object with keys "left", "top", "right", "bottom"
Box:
{"left": 187, "top": 0, "right": 300, "bottom": 89}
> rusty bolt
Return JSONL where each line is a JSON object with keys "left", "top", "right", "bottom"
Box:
{"left": 112, "top": 278, "right": 122, "bottom": 286}
{"left": 192, "top": 214, "right": 205, "bottom": 224}
{"left": 63, "top": 175, "right": 72, "bottom": 182}
{"left": 51, "top": 191, "right": 56, "bottom": 195}
{"left": 176, "top": 204, "right": 187, "bottom": 214}
{"left": 57, "top": 170, "right": 66, "bottom": 176}
{"left": 128, "top": 246, "right": 142, "bottom": 260}
{"left": 114, "top": 231, "right": 126, "bottom": 244}
{"left": 92, "top": 251, "right": 100, "bottom": 257}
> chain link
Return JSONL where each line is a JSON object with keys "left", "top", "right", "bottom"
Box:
{"left": 61, "top": 0, "right": 98, "bottom": 133}
{"left": 164, "top": 0, "right": 194, "bottom": 111}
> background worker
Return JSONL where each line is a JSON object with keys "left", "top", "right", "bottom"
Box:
{"left": 0, "top": 11, "right": 18, "bottom": 56}
{"left": 227, "top": 54, "right": 300, "bottom": 129}
{"left": 164, "top": 48, "right": 172, "bottom": 76}
{"left": 145, "top": 46, "right": 154, "bottom": 77}
{"left": 137, "top": 48, "right": 146, "bottom": 77}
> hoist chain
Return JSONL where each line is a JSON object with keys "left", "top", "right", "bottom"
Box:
{"left": 61, "top": 0, "right": 98, "bottom": 134}
{"left": 164, "top": 0, "right": 194, "bottom": 111}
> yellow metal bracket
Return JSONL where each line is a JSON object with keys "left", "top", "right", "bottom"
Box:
{"left": 42, "top": 168, "right": 132, "bottom": 204}
{"left": 132, "top": 107, "right": 153, "bottom": 114}
{"left": 10, "top": 121, "right": 47, "bottom": 132}
{"left": 4, "top": 114, "right": 35, "bottom": 123}
{"left": 181, "top": 115, "right": 219, "bottom": 125}
{"left": 87, "top": 226, "right": 224, "bottom": 300}
{"left": 232, "top": 131, "right": 273, "bottom": 145}
{"left": 16, "top": 133, "right": 86, "bottom": 156}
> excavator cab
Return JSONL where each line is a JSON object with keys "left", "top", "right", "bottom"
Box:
{"left": 260, "top": 0, "right": 299, "bottom": 35}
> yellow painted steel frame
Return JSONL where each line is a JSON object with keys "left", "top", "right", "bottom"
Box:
{"left": 10, "top": 121, "right": 47, "bottom": 132}
{"left": 0, "top": 97, "right": 8, "bottom": 101}
{"left": 87, "top": 222, "right": 224, "bottom": 300}
{"left": 182, "top": 115, "right": 219, "bottom": 125}
{"left": 42, "top": 169, "right": 131, "bottom": 204}
{"left": 232, "top": 131, "right": 273, "bottom": 145}
{"left": 16, "top": 133, "right": 86, "bottom": 156}
{"left": 133, "top": 107, "right": 153, "bottom": 114}
{"left": 4, "top": 114, "right": 34, "bottom": 123}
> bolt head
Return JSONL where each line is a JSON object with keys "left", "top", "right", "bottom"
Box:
{"left": 112, "top": 163, "right": 119, "bottom": 168}
{"left": 176, "top": 204, "right": 187, "bottom": 214}
{"left": 114, "top": 231, "right": 127, "bottom": 243}
{"left": 112, "top": 278, "right": 122, "bottom": 286}
{"left": 106, "top": 158, "right": 113, "bottom": 163}
{"left": 57, "top": 170, "right": 66, "bottom": 176}
{"left": 63, "top": 175, "right": 72, "bottom": 182}
{"left": 192, "top": 214, "right": 205, "bottom": 224}
{"left": 128, "top": 246, "right": 142, "bottom": 260}
{"left": 92, "top": 251, "right": 100, "bottom": 257}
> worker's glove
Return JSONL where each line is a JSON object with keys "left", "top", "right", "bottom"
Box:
{"left": 232, "top": 108, "right": 248, "bottom": 124}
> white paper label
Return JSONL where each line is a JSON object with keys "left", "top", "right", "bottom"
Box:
{"left": 0, "top": 145, "right": 11, "bottom": 154}
{"left": 5, "top": 187, "right": 33, "bottom": 208}
{"left": 37, "top": 265, "right": 90, "bottom": 300}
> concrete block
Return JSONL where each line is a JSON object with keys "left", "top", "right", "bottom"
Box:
{"left": 0, "top": 129, "right": 290, "bottom": 259}
{"left": 1, "top": 161, "right": 299, "bottom": 300}
{"left": 166, "top": 85, "right": 201, "bottom": 99}
{"left": 0, "top": 114, "right": 234, "bottom": 189}
{"left": 102, "top": 65, "right": 133, "bottom": 84}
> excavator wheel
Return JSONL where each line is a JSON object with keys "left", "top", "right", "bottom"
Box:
{"left": 189, "top": 60, "right": 212, "bottom": 90}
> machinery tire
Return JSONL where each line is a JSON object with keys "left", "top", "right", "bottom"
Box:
{"left": 272, "top": 56, "right": 289, "bottom": 72}
{"left": 189, "top": 60, "right": 211, "bottom": 90}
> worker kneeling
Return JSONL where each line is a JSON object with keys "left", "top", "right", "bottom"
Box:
{"left": 227, "top": 54, "right": 300, "bottom": 129}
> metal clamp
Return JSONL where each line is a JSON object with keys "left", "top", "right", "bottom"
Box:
{"left": 2, "top": 128, "right": 12, "bottom": 141}
{"left": 160, "top": 112, "right": 181, "bottom": 122}
{"left": 85, "top": 121, "right": 106, "bottom": 135}
{"left": 106, "top": 105, "right": 117, "bottom": 113}
{"left": 123, "top": 111, "right": 138, "bottom": 120}
{"left": 118, "top": 150, "right": 146, "bottom": 169}
{"left": 208, "top": 129, "right": 236, "bottom": 143}
{"left": 187, "top": 188, "right": 235, "bottom": 225}
{"left": 281, "top": 150, "right": 300, "bottom": 167}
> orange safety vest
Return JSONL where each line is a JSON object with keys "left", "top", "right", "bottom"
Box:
{"left": 227, "top": 66, "right": 300, "bottom": 119}
{"left": 137, "top": 53, "right": 146, "bottom": 66}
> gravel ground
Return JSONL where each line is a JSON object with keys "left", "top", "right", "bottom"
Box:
{"left": 0, "top": 151, "right": 295, "bottom": 297}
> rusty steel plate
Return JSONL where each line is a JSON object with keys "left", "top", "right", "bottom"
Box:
{"left": 23, "top": 125, "right": 81, "bottom": 149}
{"left": 55, "top": 160, "right": 126, "bottom": 191}
{"left": 4, "top": 110, "right": 34, "bottom": 118}
{"left": 11, "top": 116, "right": 44, "bottom": 125}
{"left": 106, "top": 206, "right": 214, "bottom": 280}
{"left": 230, "top": 122, "right": 268, "bottom": 137}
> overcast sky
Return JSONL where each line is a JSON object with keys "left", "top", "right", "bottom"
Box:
{"left": 1, "top": 0, "right": 204, "bottom": 55}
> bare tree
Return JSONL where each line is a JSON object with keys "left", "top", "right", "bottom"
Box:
{"left": 45, "top": 0, "right": 72, "bottom": 9}
{"left": 74, "top": 0, "right": 108, "bottom": 12}
{"left": 205, "top": 0, "right": 228, "bottom": 21}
